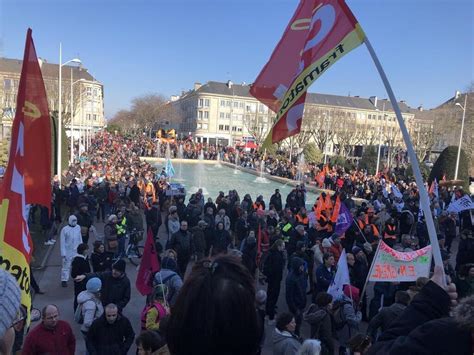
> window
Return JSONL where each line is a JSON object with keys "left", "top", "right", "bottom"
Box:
{"left": 378, "top": 115, "right": 382, "bottom": 120}
{"left": 258, "top": 104, "right": 264, "bottom": 113}
{"left": 239, "top": 102, "right": 244, "bottom": 108}
{"left": 237, "top": 127, "right": 242, "bottom": 132}
{"left": 368, "top": 114, "right": 372, "bottom": 120}
{"left": 220, "top": 100, "right": 226, "bottom": 107}
{"left": 224, "top": 125, "right": 229, "bottom": 131}
{"left": 93, "top": 114, "right": 97, "bottom": 121}
{"left": 202, "top": 123, "right": 208, "bottom": 129}
{"left": 86, "top": 87, "right": 92, "bottom": 96}
{"left": 203, "top": 111, "right": 209, "bottom": 119}
{"left": 225, "top": 113, "right": 231, "bottom": 119}
{"left": 93, "top": 89, "right": 98, "bottom": 97}
{"left": 86, "top": 114, "right": 91, "bottom": 120}
{"left": 197, "top": 123, "right": 202, "bottom": 129}
{"left": 3, "top": 79, "right": 11, "bottom": 90}
{"left": 204, "top": 99, "right": 210, "bottom": 107}
{"left": 219, "top": 124, "right": 224, "bottom": 131}
{"left": 220, "top": 112, "right": 225, "bottom": 119}
{"left": 199, "top": 99, "right": 204, "bottom": 107}
{"left": 198, "top": 111, "right": 203, "bottom": 119}
{"left": 226, "top": 100, "right": 231, "bottom": 107}
{"left": 232, "top": 126, "right": 237, "bottom": 132}
{"left": 233, "top": 101, "right": 239, "bottom": 108}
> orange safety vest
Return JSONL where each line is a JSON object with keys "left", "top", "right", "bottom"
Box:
{"left": 295, "top": 214, "right": 309, "bottom": 225}
{"left": 316, "top": 215, "right": 333, "bottom": 232}
{"left": 253, "top": 202, "right": 264, "bottom": 211}
{"left": 384, "top": 224, "right": 397, "bottom": 240}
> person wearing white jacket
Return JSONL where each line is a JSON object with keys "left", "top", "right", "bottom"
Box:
{"left": 60, "top": 215, "right": 82, "bottom": 287}
{"left": 77, "top": 277, "right": 103, "bottom": 335}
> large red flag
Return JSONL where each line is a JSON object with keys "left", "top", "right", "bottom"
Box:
{"left": 252, "top": 0, "right": 365, "bottom": 146}
{"left": 14, "top": 30, "right": 51, "bottom": 209}
{"left": 0, "top": 29, "right": 49, "bottom": 322}
{"left": 136, "top": 228, "right": 160, "bottom": 296}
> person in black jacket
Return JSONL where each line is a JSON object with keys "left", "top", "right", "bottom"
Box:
{"left": 76, "top": 203, "right": 93, "bottom": 244}
{"left": 264, "top": 239, "right": 285, "bottom": 323}
{"left": 75, "top": 259, "right": 131, "bottom": 312}
{"left": 285, "top": 257, "right": 307, "bottom": 336}
{"left": 145, "top": 201, "right": 162, "bottom": 239}
{"left": 169, "top": 220, "right": 193, "bottom": 277}
{"left": 270, "top": 189, "right": 283, "bottom": 212}
{"left": 71, "top": 243, "right": 91, "bottom": 311}
{"left": 90, "top": 241, "right": 113, "bottom": 272}
{"left": 86, "top": 303, "right": 135, "bottom": 355}
{"left": 369, "top": 266, "right": 472, "bottom": 355}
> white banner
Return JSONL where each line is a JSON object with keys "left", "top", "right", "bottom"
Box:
{"left": 447, "top": 195, "right": 474, "bottom": 213}
{"left": 327, "top": 250, "right": 351, "bottom": 298}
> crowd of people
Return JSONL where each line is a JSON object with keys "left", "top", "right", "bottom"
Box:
{"left": 1, "top": 131, "right": 473, "bottom": 355}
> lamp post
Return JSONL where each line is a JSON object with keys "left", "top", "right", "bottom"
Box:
{"left": 58, "top": 43, "right": 81, "bottom": 186}
{"left": 454, "top": 94, "right": 468, "bottom": 180}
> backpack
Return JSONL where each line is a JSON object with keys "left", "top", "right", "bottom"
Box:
{"left": 74, "top": 304, "right": 84, "bottom": 324}
{"left": 332, "top": 300, "right": 351, "bottom": 330}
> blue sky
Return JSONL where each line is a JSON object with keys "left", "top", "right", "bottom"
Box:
{"left": 1, "top": 0, "right": 473, "bottom": 118}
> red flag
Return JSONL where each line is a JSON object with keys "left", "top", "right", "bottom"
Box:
{"left": 16, "top": 30, "right": 52, "bottom": 209}
{"left": 253, "top": 0, "right": 365, "bottom": 146}
{"left": 316, "top": 169, "right": 325, "bottom": 187}
{"left": 136, "top": 228, "right": 160, "bottom": 296}
{"left": 0, "top": 29, "right": 48, "bottom": 322}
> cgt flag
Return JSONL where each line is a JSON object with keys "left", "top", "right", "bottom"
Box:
{"left": 136, "top": 228, "right": 160, "bottom": 296}
{"left": 251, "top": 0, "right": 365, "bottom": 146}
{"left": 0, "top": 29, "right": 51, "bottom": 322}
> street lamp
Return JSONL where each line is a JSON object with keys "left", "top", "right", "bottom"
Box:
{"left": 70, "top": 77, "right": 85, "bottom": 164}
{"left": 454, "top": 94, "right": 468, "bottom": 180}
{"left": 58, "top": 43, "right": 81, "bottom": 186}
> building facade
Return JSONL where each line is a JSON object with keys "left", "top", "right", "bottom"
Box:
{"left": 171, "top": 80, "right": 416, "bottom": 158}
{"left": 0, "top": 57, "right": 105, "bottom": 140}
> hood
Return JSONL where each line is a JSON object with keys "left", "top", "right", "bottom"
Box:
{"left": 161, "top": 257, "right": 177, "bottom": 271}
{"left": 290, "top": 257, "right": 304, "bottom": 272}
{"left": 77, "top": 290, "right": 97, "bottom": 305}
{"left": 273, "top": 329, "right": 294, "bottom": 345}
{"left": 304, "top": 304, "right": 329, "bottom": 324}
{"left": 155, "top": 268, "right": 177, "bottom": 282}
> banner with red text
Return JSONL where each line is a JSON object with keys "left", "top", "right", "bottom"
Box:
{"left": 368, "top": 241, "right": 432, "bottom": 282}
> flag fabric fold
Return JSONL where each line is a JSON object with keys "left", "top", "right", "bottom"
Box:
{"left": 165, "top": 158, "right": 175, "bottom": 178}
{"left": 136, "top": 228, "right": 160, "bottom": 296}
{"left": 335, "top": 203, "right": 352, "bottom": 235}
{"left": 251, "top": 0, "right": 365, "bottom": 146}
{"left": 0, "top": 29, "right": 51, "bottom": 322}
{"left": 327, "top": 250, "right": 350, "bottom": 299}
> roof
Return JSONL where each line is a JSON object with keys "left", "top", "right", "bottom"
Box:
{"left": 0, "top": 57, "right": 97, "bottom": 82}
{"left": 193, "top": 81, "right": 414, "bottom": 113}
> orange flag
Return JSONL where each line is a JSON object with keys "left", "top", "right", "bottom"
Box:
{"left": 331, "top": 195, "right": 341, "bottom": 223}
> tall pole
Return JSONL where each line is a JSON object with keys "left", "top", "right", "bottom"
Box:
{"left": 323, "top": 113, "right": 330, "bottom": 164}
{"left": 365, "top": 37, "right": 445, "bottom": 277}
{"left": 58, "top": 43, "right": 62, "bottom": 186}
{"left": 454, "top": 94, "right": 467, "bottom": 180}
{"left": 376, "top": 102, "right": 385, "bottom": 175}
{"left": 70, "top": 68, "right": 74, "bottom": 164}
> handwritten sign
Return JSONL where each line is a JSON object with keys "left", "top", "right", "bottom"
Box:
{"left": 368, "top": 241, "right": 432, "bottom": 282}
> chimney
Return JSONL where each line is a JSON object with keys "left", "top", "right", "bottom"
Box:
{"left": 454, "top": 90, "right": 461, "bottom": 99}
{"left": 227, "top": 80, "right": 233, "bottom": 89}
{"left": 369, "top": 95, "right": 378, "bottom": 108}
{"left": 194, "top": 82, "right": 202, "bottom": 91}
{"left": 170, "top": 95, "right": 180, "bottom": 102}
{"left": 417, "top": 105, "right": 423, "bottom": 111}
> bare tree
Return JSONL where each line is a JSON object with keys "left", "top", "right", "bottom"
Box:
{"left": 331, "top": 109, "right": 364, "bottom": 156}
{"left": 243, "top": 112, "right": 271, "bottom": 145}
{"left": 130, "top": 94, "right": 168, "bottom": 137}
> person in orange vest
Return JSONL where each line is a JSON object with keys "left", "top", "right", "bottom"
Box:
{"left": 295, "top": 207, "right": 309, "bottom": 229}
{"left": 252, "top": 195, "right": 266, "bottom": 211}
{"left": 383, "top": 217, "right": 398, "bottom": 247}
{"left": 316, "top": 209, "right": 333, "bottom": 240}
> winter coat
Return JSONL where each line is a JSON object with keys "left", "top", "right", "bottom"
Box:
{"left": 86, "top": 314, "right": 135, "bottom": 355}
{"left": 215, "top": 214, "right": 231, "bottom": 231}
{"left": 154, "top": 268, "right": 183, "bottom": 306}
{"left": 367, "top": 302, "right": 406, "bottom": 340}
{"left": 169, "top": 229, "right": 193, "bottom": 258}
{"left": 22, "top": 320, "right": 75, "bottom": 355}
{"left": 90, "top": 271, "right": 131, "bottom": 311}
{"left": 315, "top": 264, "right": 335, "bottom": 294}
{"left": 71, "top": 255, "right": 91, "bottom": 296}
{"left": 76, "top": 211, "right": 92, "bottom": 233}
{"left": 77, "top": 290, "right": 104, "bottom": 333}
{"left": 272, "top": 329, "right": 301, "bottom": 355}
{"left": 167, "top": 218, "right": 180, "bottom": 239}
{"left": 285, "top": 257, "right": 307, "bottom": 313}
{"left": 104, "top": 222, "right": 118, "bottom": 253}
{"left": 126, "top": 210, "right": 144, "bottom": 231}
{"left": 336, "top": 295, "right": 362, "bottom": 347}
{"left": 369, "top": 281, "right": 472, "bottom": 355}
{"left": 60, "top": 225, "right": 82, "bottom": 258}
{"left": 303, "top": 304, "right": 335, "bottom": 355}
{"left": 270, "top": 193, "right": 283, "bottom": 212}
{"left": 190, "top": 226, "right": 206, "bottom": 254}
{"left": 212, "top": 229, "right": 232, "bottom": 254}
{"left": 91, "top": 251, "right": 113, "bottom": 272}
{"left": 263, "top": 249, "right": 285, "bottom": 284}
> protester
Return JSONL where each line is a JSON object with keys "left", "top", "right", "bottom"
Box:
{"left": 76, "top": 277, "right": 104, "bottom": 335}
{"left": 153, "top": 256, "right": 183, "bottom": 306}
{"left": 166, "top": 256, "right": 262, "bottom": 355}
{"left": 90, "top": 240, "right": 113, "bottom": 272}
{"left": 59, "top": 215, "right": 83, "bottom": 288}
{"left": 168, "top": 220, "right": 193, "bottom": 277}
{"left": 22, "top": 305, "right": 76, "bottom": 355}
{"left": 140, "top": 284, "right": 170, "bottom": 331}
{"left": 71, "top": 243, "right": 91, "bottom": 311}
{"left": 263, "top": 239, "right": 286, "bottom": 324}
{"left": 273, "top": 312, "right": 302, "bottom": 355}
{"left": 135, "top": 330, "right": 169, "bottom": 355}
{"left": 86, "top": 303, "right": 135, "bottom": 355}
{"left": 303, "top": 292, "right": 335, "bottom": 355}
{"left": 0, "top": 269, "right": 21, "bottom": 355}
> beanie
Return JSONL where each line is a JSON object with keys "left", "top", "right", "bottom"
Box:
{"left": 352, "top": 246, "right": 362, "bottom": 255}
{"left": 0, "top": 270, "right": 21, "bottom": 338}
{"left": 322, "top": 238, "right": 331, "bottom": 248}
{"left": 86, "top": 277, "right": 102, "bottom": 293}
{"left": 113, "top": 259, "right": 126, "bottom": 273}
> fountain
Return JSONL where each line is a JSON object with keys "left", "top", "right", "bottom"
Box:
{"left": 156, "top": 140, "right": 161, "bottom": 158}
{"left": 296, "top": 153, "right": 306, "bottom": 183}
{"left": 189, "top": 149, "right": 209, "bottom": 195}
{"left": 233, "top": 153, "right": 241, "bottom": 174}
{"left": 175, "top": 144, "right": 185, "bottom": 181}
{"left": 215, "top": 149, "right": 222, "bottom": 167}
{"left": 254, "top": 159, "right": 269, "bottom": 183}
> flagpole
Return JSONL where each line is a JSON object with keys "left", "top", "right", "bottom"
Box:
{"left": 357, "top": 240, "right": 382, "bottom": 311}
{"left": 363, "top": 37, "right": 445, "bottom": 281}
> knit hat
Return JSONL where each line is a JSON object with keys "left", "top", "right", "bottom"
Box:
{"left": 0, "top": 269, "right": 21, "bottom": 337}
{"left": 256, "top": 290, "right": 267, "bottom": 305}
{"left": 322, "top": 238, "right": 331, "bottom": 248}
{"left": 86, "top": 277, "right": 102, "bottom": 293}
{"left": 169, "top": 206, "right": 178, "bottom": 213}
{"left": 113, "top": 259, "right": 126, "bottom": 273}
{"left": 352, "top": 246, "right": 363, "bottom": 255}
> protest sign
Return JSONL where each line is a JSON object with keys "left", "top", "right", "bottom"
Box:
{"left": 368, "top": 241, "right": 432, "bottom": 282}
